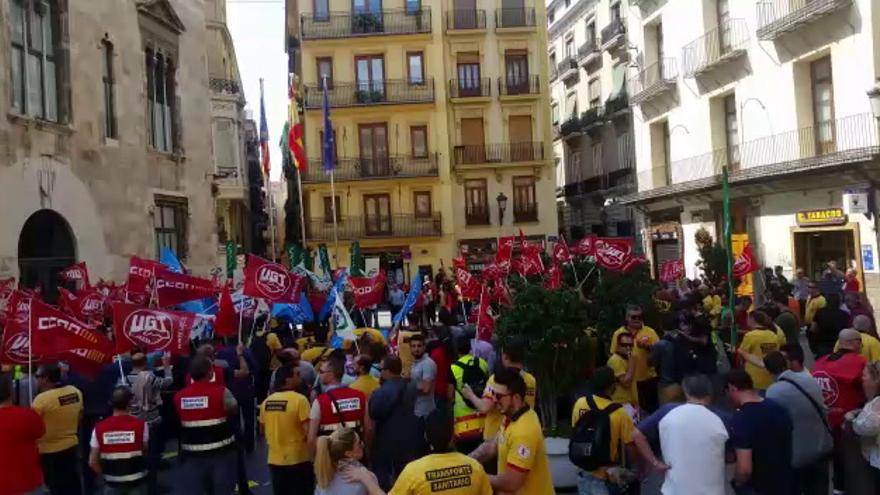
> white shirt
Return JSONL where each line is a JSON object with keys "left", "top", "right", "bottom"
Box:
{"left": 659, "top": 403, "right": 729, "bottom": 495}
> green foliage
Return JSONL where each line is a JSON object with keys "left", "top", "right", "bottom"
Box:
{"left": 694, "top": 227, "right": 731, "bottom": 286}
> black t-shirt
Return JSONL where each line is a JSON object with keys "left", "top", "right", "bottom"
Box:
{"left": 730, "top": 398, "right": 793, "bottom": 495}
{"left": 814, "top": 307, "right": 850, "bottom": 347}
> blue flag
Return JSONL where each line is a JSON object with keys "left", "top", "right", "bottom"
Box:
{"left": 322, "top": 77, "right": 335, "bottom": 174}
{"left": 160, "top": 247, "right": 183, "bottom": 273}
{"left": 271, "top": 293, "right": 314, "bottom": 325}
{"left": 393, "top": 275, "right": 422, "bottom": 325}
{"left": 318, "top": 270, "right": 348, "bottom": 321}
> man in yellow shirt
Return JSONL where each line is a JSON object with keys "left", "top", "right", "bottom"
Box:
{"left": 571, "top": 367, "right": 635, "bottom": 494}
{"left": 260, "top": 364, "right": 313, "bottom": 494}
{"left": 738, "top": 311, "right": 786, "bottom": 390}
{"left": 609, "top": 305, "right": 660, "bottom": 411}
{"left": 469, "top": 367, "right": 554, "bottom": 494}
{"left": 804, "top": 283, "right": 826, "bottom": 326}
{"left": 32, "top": 362, "right": 84, "bottom": 495}
{"left": 607, "top": 332, "right": 638, "bottom": 408}
{"left": 350, "top": 355, "right": 380, "bottom": 400}
{"left": 832, "top": 315, "right": 880, "bottom": 362}
{"left": 386, "top": 409, "right": 492, "bottom": 495}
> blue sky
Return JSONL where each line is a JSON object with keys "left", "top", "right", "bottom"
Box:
{"left": 227, "top": 0, "right": 288, "bottom": 181}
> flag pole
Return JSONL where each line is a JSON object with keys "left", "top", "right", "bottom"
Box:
{"left": 297, "top": 170, "right": 307, "bottom": 249}
{"left": 27, "top": 300, "right": 33, "bottom": 402}
{"left": 722, "top": 166, "right": 737, "bottom": 348}
{"left": 268, "top": 183, "right": 277, "bottom": 262}
{"left": 330, "top": 168, "right": 339, "bottom": 262}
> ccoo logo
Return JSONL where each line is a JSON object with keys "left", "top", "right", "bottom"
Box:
{"left": 123, "top": 309, "right": 173, "bottom": 349}
{"left": 256, "top": 265, "right": 291, "bottom": 298}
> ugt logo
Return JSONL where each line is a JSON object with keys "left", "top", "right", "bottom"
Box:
{"left": 256, "top": 265, "right": 290, "bottom": 298}
{"left": 124, "top": 310, "right": 173, "bottom": 349}
{"left": 4, "top": 332, "right": 38, "bottom": 362}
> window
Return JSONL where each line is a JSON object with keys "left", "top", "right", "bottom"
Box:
{"left": 323, "top": 196, "right": 341, "bottom": 223}
{"left": 355, "top": 55, "right": 385, "bottom": 95}
{"left": 811, "top": 56, "right": 835, "bottom": 154}
{"left": 549, "top": 52, "right": 556, "bottom": 70}
{"left": 146, "top": 47, "right": 177, "bottom": 153}
{"left": 564, "top": 37, "right": 575, "bottom": 58}
{"left": 406, "top": 0, "right": 421, "bottom": 14}
{"left": 591, "top": 141, "right": 603, "bottom": 176}
{"left": 313, "top": 0, "right": 330, "bottom": 21}
{"left": 456, "top": 53, "right": 481, "bottom": 97}
{"left": 464, "top": 179, "right": 489, "bottom": 225}
{"left": 513, "top": 176, "right": 537, "bottom": 222}
{"left": 102, "top": 38, "right": 117, "bottom": 139}
{"left": 10, "top": 0, "right": 60, "bottom": 121}
{"left": 586, "top": 21, "right": 596, "bottom": 44}
{"left": 551, "top": 103, "right": 559, "bottom": 125}
{"left": 154, "top": 197, "right": 187, "bottom": 259}
{"left": 410, "top": 125, "right": 428, "bottom": 158}
{"left": 723, "top": 94, "right": 739, "bottom": 167}
{"left": 504, "top": 51, "right": 529, "bottom": 94}
{"left": 213, "top": 118, "right": 238, "bottom": 172}
{"left": 588, "top": 77, "right": 601, "bottom": 107}
{"left": 548, "top": 7, "right": 555, "bottom": 24}
{"left": 610, "top": 2, "right": 621, "bottom": 23}
{"left": 364, "top": 194, "right": 392, "bottom": 235}
{"left": 407, "top": 52, "right": 424, "bottom": 85}
{"left": 316, "top": 57, "right": 333, "bottom": 87}
{"left": 358, "top": 123, "right": 389, "bottom": 177}
{"left": 717, "top": 0, "right": 731, "bottom": 52}
{"left": 611, "top": 62, "right": 626, "bottom": 96}
{"left": 414, "top": 191, "right": 432, "bottom": 218}
{"left": 565, "top": 91, "right": 577, "bottom": 120}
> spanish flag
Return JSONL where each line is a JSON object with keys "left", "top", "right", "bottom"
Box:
{"left": 288, "top": 80, "right": 306, "bottom": 172}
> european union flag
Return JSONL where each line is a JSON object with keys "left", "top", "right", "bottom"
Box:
{"left": 322, "top": 76, "right": 335, "bottom": 174}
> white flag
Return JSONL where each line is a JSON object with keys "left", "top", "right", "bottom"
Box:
{"left": 332, "top": 289, "right": 356, "bottom": 341}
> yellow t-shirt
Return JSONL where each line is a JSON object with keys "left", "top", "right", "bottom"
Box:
{"left": 32, "top": 385, "right": 83, "bottom": 454}
{"left": 482, "top": 370, "right": 537, "bottom": 440}
{"left": 389, "top": 451, "right": 492, "bottom": 495}
{"left": 571, "top": 394, "right": 635, "bottom": 479}
{"left": 301, "top": 346, "right": 330, "bottom": 365}
{"left": 703, "top": 295, "right": 722, "bottom": 327}
{"left": 805, "top": 295, "right": 827, "bottom": 325}
{"left": 833, "top": 333, "right": 880, "bottom": 362}
{"left": 350, "top": 374, "right": 380, "bottom": 400}
{"left": 266, "top": 332, "right": 283, "bottom": 370}
{"left": 607, "top": 354, "right": 638, "bottom": 407}
{"left": 259, "top": 390, "right": 311, "bottom": 466}
{"left": 296, "top": 336, "right": 315, "bottom": 353}
{"left": 609, "top": 326, "right": 659, "bottom": 382}
{"left": 497, "top": 408, "right": 555, "bottom": 495}
{"left": 740, "top": 328, "right": 785, "bottom": 390}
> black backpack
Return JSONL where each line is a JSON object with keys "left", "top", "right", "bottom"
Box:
{"left": 569, "top": 394, "right": 621, "bottom": 471}
{"left": 452, "top": 357, "right": 488, "bottom": 409}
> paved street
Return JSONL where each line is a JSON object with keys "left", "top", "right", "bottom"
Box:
{"left": 154, "top": 440, "right": 272, "bottom": 495}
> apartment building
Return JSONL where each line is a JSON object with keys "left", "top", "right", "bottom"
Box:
{"left": 548, "top": 0, "right": 637, "bottom": 242}
{"left": 288, "top": 0, "right": 556, "bottom": 280}
{"left": 623, "top": 0, "right": 880, "bottom": 302}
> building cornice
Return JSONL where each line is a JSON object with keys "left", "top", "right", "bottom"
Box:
{"left": 548, "top": 0, "right": 597, "bottom": 42}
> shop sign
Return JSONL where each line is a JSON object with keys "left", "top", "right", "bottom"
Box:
{"left": 796, "top": 208, "right": 847, "bottom": 227}
{"left": 844, "top": 190, "right": 870, "bottom": 215}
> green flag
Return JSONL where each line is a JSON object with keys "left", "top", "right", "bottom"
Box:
{"left": 350, "top": 241, "right": 364, "bottom": 277}
{"left": 319, "top": 244, "right": 332, "bottom": 279}
{"left": 304, "top": 246, "right": 314, "bottom": 271}
{"left": 225, "top": 241, "right": 236, "bottom": 279}
{"left": 722, "top": 166, "right": 737, "bottom": 347}
{"left": 286, "top": 244, "right": 298, "bottom": 271}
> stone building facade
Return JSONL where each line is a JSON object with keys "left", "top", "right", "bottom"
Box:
{"left": 0, "top": 0, "right": 219, "bottom": 295}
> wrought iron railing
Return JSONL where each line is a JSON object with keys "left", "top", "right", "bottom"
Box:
{"left": 495, "top": 7, "right": 537, "bottom": 29}
{"left": 302, "top": 154, "right": 438, "bottom": 183}
{"left": 628, "top": 58, "right": 678, "bottom": 103}
{"left": 560, "top": 116, "right": 581, "bottom": 137}
{"left": 498, "top": 75, "right": 539, "bottom": 96}
{"left": 604, "top": 91, "right": 629, "bottom": 115}
{"left": 301, "top": 8, "right": 432, "bottom": 39}
{"left": 465, "top": 209, "right": 490, "bottom": 226}
{"left": 302, "top": 79, "right": 435, "bottom": 108}
{"left": 209, "top": 77, "right": 241, "bottom": 95}
{"left": 756, "top": 0, "right": 851, "bottom": 40}
{"left": 682, "top": 19, "right": 749, "bottom": 77}
{"left": 449, "top": 78, "right": 491, "bottom": 98}
{"left": 600, "top": 18, "right": 626, "bottom": 46}
{"left": 514, "top": 205, "right": 539, "bottom": 223}
{"left": 453, "top": 142, "right": 544, "bottom": 165}
{"left": 556, "top": 56, "right": 578, "bottom": 79}
{"left": 446, "top": 9, "right": 486, "bottom": 30}
{"left": 307, "top": 213, "right": 442, "bottom": 240}
{"left": 581, "top": 106, "right": 604, "bottom": 128}
{"left": 577, "top": 38, "right": 600, "bottom": 62}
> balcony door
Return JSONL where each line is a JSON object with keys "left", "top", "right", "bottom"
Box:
{"left": 460, "top": 118, "right": 485, "bottom": 164}
{"left": 356, "top": 55, "right": 385, "bottom": 101}
{"left": 353, "top": 0, "right": 382, "bottom": 14}
{"left": 453, "top": 0, "right": 477, "bottom": 29}
{"left": 501, "top": 0, "right": 525, "bottom": 26}
{"left": 811, "top": 56, "right": 836, "bottom": 155}
{"left": 505, "top": 51, "right": 529, "bottom": 94}
{"left": 358, "top": 123, "right": 389, "bottom": 177}
{"left": 364, "top": 194, "right": 392, "bottom": 236}
{"left": 457, "top": 53, "right": 481, "bottom": 97}
{"left": 717, "top": 0, "right": 731, "bottom": 54}
{"left": 508, "top": 115, "right": 533, "bottom": 161}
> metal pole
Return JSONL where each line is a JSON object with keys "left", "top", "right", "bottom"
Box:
{"left": 27, "top": 299, "right": 33, "bottom": 402}
{"left": 268, "top": 185, "right": 277, "bottom": 262}
{"left": 297, "top": 170, "right": 307, "bottom": 248}
{"left": 330, "top": 169, "right": 339, "bottom": 261}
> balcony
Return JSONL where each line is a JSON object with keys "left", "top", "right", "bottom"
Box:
{"left": 448, "top": 78, "right": 492, "bottom": 100}
{"left": 301, "top": 154, "right": 438, "bottom": 183}
{"left": 560, "top": 115, "right": 582, "bottom": 138}
{"left": 301, "top": 8, "right": 432, "bottom": 40}
{"left": 446, "top": 9, "right": 486, "bottom": 31}
{"left": 303, "top": 79, "right": 434, "bottom": 109}
{"left": 631, "top": 113, "right": 879, "bottom": 199}
{"left": 557, "top": 56, "right": 579, "bottom": 83}
{"left": 465, "top": 209, "right": 490, "bottom": 226}
{"left": 600, "top": 18, "right": 627, "bottom": 51}
{"left": 498, "top": 75, "right": 540, "bottom": 98}
{"left": 514, "top": 205, "right": 539, "bottom": 223}
{"left": 628, "top": 58, "right": 678, "bottom": 106}
{"left": 453, "top": 142, "right": 544, "bottom": 165}
{"left": 756, "top": 0, "right": 852, "bottom": 41}
{"left": 209, "top": 77, "right": 241, "bottom": 95}
{"left": 495, "top": 7, "right": 536, "bottom": 30}
{"left": 604, "top": 91, "right": 630, "bottom": 117}
{"left": 577, "top": 38, "right": 601, "bottom": 67}
{"left": 580, "top": 106, "right": 604, "bottom": 131}
{"left": 682, "top": 19, "right": 749, "bottom": 77}
{"left": 307, "top": 213, "right": 442, "bottom": 240}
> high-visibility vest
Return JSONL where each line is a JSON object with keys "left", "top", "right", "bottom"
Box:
{"left": 174, "top": 381, "right": 234, "bottom": 454}
{"left": 316, "top": 386, "right": 366, "bottom": 436}
{"left": 94, "top": 414, "right": 147, "bottom": 485}
{"left": 451, "top": 355, "right": 487, "bottom": 440}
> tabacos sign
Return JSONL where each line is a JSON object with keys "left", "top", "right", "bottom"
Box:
{"left": 122, "top": 309, "right": 173, "bottom": 349}
{"left": 796, "top": 208, "right": 847, "bottom": 227}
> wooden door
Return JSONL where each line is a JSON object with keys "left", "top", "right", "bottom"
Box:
{"left": 505, "top": 52, "right": 529, "bottom": 95}
{"left": 453, "top": 0, "right": 477, "bottom": 29}
{"left": 460, "top": 118, "right": 485, "bottom": 164}
{"left": 508, "top": 115, "right": 532, "bottom": 161}
{"left": 355, "top": 55, "right": 385, "bottom": 101}
{"left": 364, "top": 194, "right": 392, "bottom": 235}
{"left": 358, "top": 123, "right": 389, "bottom": 177}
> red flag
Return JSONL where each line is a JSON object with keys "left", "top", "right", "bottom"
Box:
{"left": 621, "top": 255, "right": 648, "bottom": 273}
{"left": 475, "top": 285, "right": 494, "bottom": 342}
{"left": 490, "top": 282, "right": 511, "bottom": 306}
{"left": 455, "top": 267, "right": 482, "bottom": 300}
{"left": 1, "top": 321, "right": 35, "bottom": 365}
{"left": 659, "top": 259, "right": 685, "bottom": 283}
{"left": 59, "top": 287, "right": 106, "bottom": 323}
{"left": 243, "top": 255, "right": 305, "bottom": 304}
{"left": 63, "top": 347, "right": 114, "bottom": 378}
{"left": 126, "top": 256, "right": 164, "bottom": 304}
{"left": 733, "top": 244, "right": 760, "bottom": 278}
{"left": 594, "top": 237, "right": 635, "bottom": 272}
{"left": 29, "top": 299, "right": 110, "bottom": 357}
{"left": 213, "top": 287, "right": 238, "bottom": 338}
{"left": 518, "top": 229, "right": 527, "bottom": 251}
{"left": 572, "top": 234, "right": 598, "bottom": 256}
{"left": 545, "top": 261, "right": 563, "bottom": 289}
{"left": 58, "top": 262, "right": 90, "bottom": 288}
{"left": 452, "top": 257, "right": 467, "bottom": 270}
{"left": 517, "top": 241, "right": 545, "bottom": 277}
{"left": 481, "top": 262, "right": 507, "bottom": 282}
{"left": 553, "top": 237, "right": 573, "bottom": 264}
{"left": 496, "top": 237, "right": 515, "bottom": 266}
{"left": 113, "top": 303, "right": 195, "bottom": 355}
{"left": 349, "top": 271, "right": 387, "bottom": 309}
{"left": 155, "top": 269, "right": 215, "bottom": 307}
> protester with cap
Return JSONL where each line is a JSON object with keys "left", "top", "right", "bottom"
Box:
{"left": 89, "top": 386, "right": 149, "bottom": 494}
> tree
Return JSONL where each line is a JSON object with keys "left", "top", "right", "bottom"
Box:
{"left": 694, "top": 227, "right": 732, "bottom": 286}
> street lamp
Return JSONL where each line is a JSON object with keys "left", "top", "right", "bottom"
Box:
{"left": 496, "top": 192, "right": 508, "bottom": 225}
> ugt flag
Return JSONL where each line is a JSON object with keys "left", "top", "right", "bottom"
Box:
{"left": 243, "top": 255, "right": 305, "bottom": 304}
{"left": 58, "top": 262, "right": 90, "bottom": 288}
{"left": 112, "top": 303, "right": 196, "bottom": 355}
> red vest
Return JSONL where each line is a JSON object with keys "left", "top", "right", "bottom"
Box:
{"left": 174, "top": 381, "right": 234, "bottom": 454}
{"left": 316, "top": 386, "right": 367, "bottom": 436}
{"left": 813, "top": 350, "right": 867, "bottom": 430}
{"left": 94, "top": 414, "right": 147, "bottom": 485}
{"left": 185, "top": 365, "right": 226, "bottom": 387}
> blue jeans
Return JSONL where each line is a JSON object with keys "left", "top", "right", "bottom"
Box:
{"left": 179, "top": 448, "right": 237, "bottom": 494}
{"left": 578, "top": 472, "right": 610, "bottom": 495}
